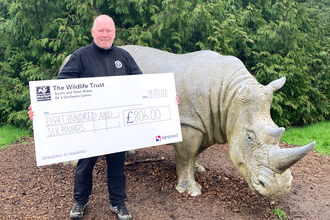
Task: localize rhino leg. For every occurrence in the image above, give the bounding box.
[125,150,136,157]
[63,150,135,167]
[194,147,207,173]
[194,162,206,173]
[173,125,203,196]
[63,159,78,166]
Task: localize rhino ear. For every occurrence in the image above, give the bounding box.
[267,77,286,92]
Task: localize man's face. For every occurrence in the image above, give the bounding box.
[91,16,116,49]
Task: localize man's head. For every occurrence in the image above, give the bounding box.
[91,15,116,49]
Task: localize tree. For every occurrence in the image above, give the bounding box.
[0,0,329,129]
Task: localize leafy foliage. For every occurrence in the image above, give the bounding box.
[270,208,287,220]
[1,0,329,129]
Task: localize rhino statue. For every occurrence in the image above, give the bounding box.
[118,45,316,201]
[59,45,315,201]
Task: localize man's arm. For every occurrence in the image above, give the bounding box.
[125,51,143,75]
[57,54,82,79]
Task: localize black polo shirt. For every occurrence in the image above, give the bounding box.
[58,41,142,79]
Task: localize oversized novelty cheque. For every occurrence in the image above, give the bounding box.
[29,73,182,166]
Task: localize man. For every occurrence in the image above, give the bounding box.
[29,15,141,220]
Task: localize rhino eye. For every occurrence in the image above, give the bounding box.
[245,131,255,143]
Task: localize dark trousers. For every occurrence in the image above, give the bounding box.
[73,151,126,206]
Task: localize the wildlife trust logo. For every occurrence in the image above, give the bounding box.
[36,86,51,101]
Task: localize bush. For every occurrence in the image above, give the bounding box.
[1,0,329,128]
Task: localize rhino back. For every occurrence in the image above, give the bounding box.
[120,45,256,146]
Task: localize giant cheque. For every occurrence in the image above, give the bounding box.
[29,73,182,166]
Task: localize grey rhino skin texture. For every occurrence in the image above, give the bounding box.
[119,45,315,201]
[59,46,315,201]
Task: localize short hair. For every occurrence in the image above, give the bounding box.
[92,15,115,29]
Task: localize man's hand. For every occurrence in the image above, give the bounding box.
[28,105,34,120]
[176,93,180,105]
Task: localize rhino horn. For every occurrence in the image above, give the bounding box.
[269,141,316,173]
[267,77,286,92]
[264,127,285,145]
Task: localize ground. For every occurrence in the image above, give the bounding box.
[1,137,329,220]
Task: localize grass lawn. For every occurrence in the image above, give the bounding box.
[1,121,330,156]
[0,125,32,149]
[281,120,330,155]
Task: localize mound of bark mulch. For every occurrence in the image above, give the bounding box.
[1,137,329,219]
